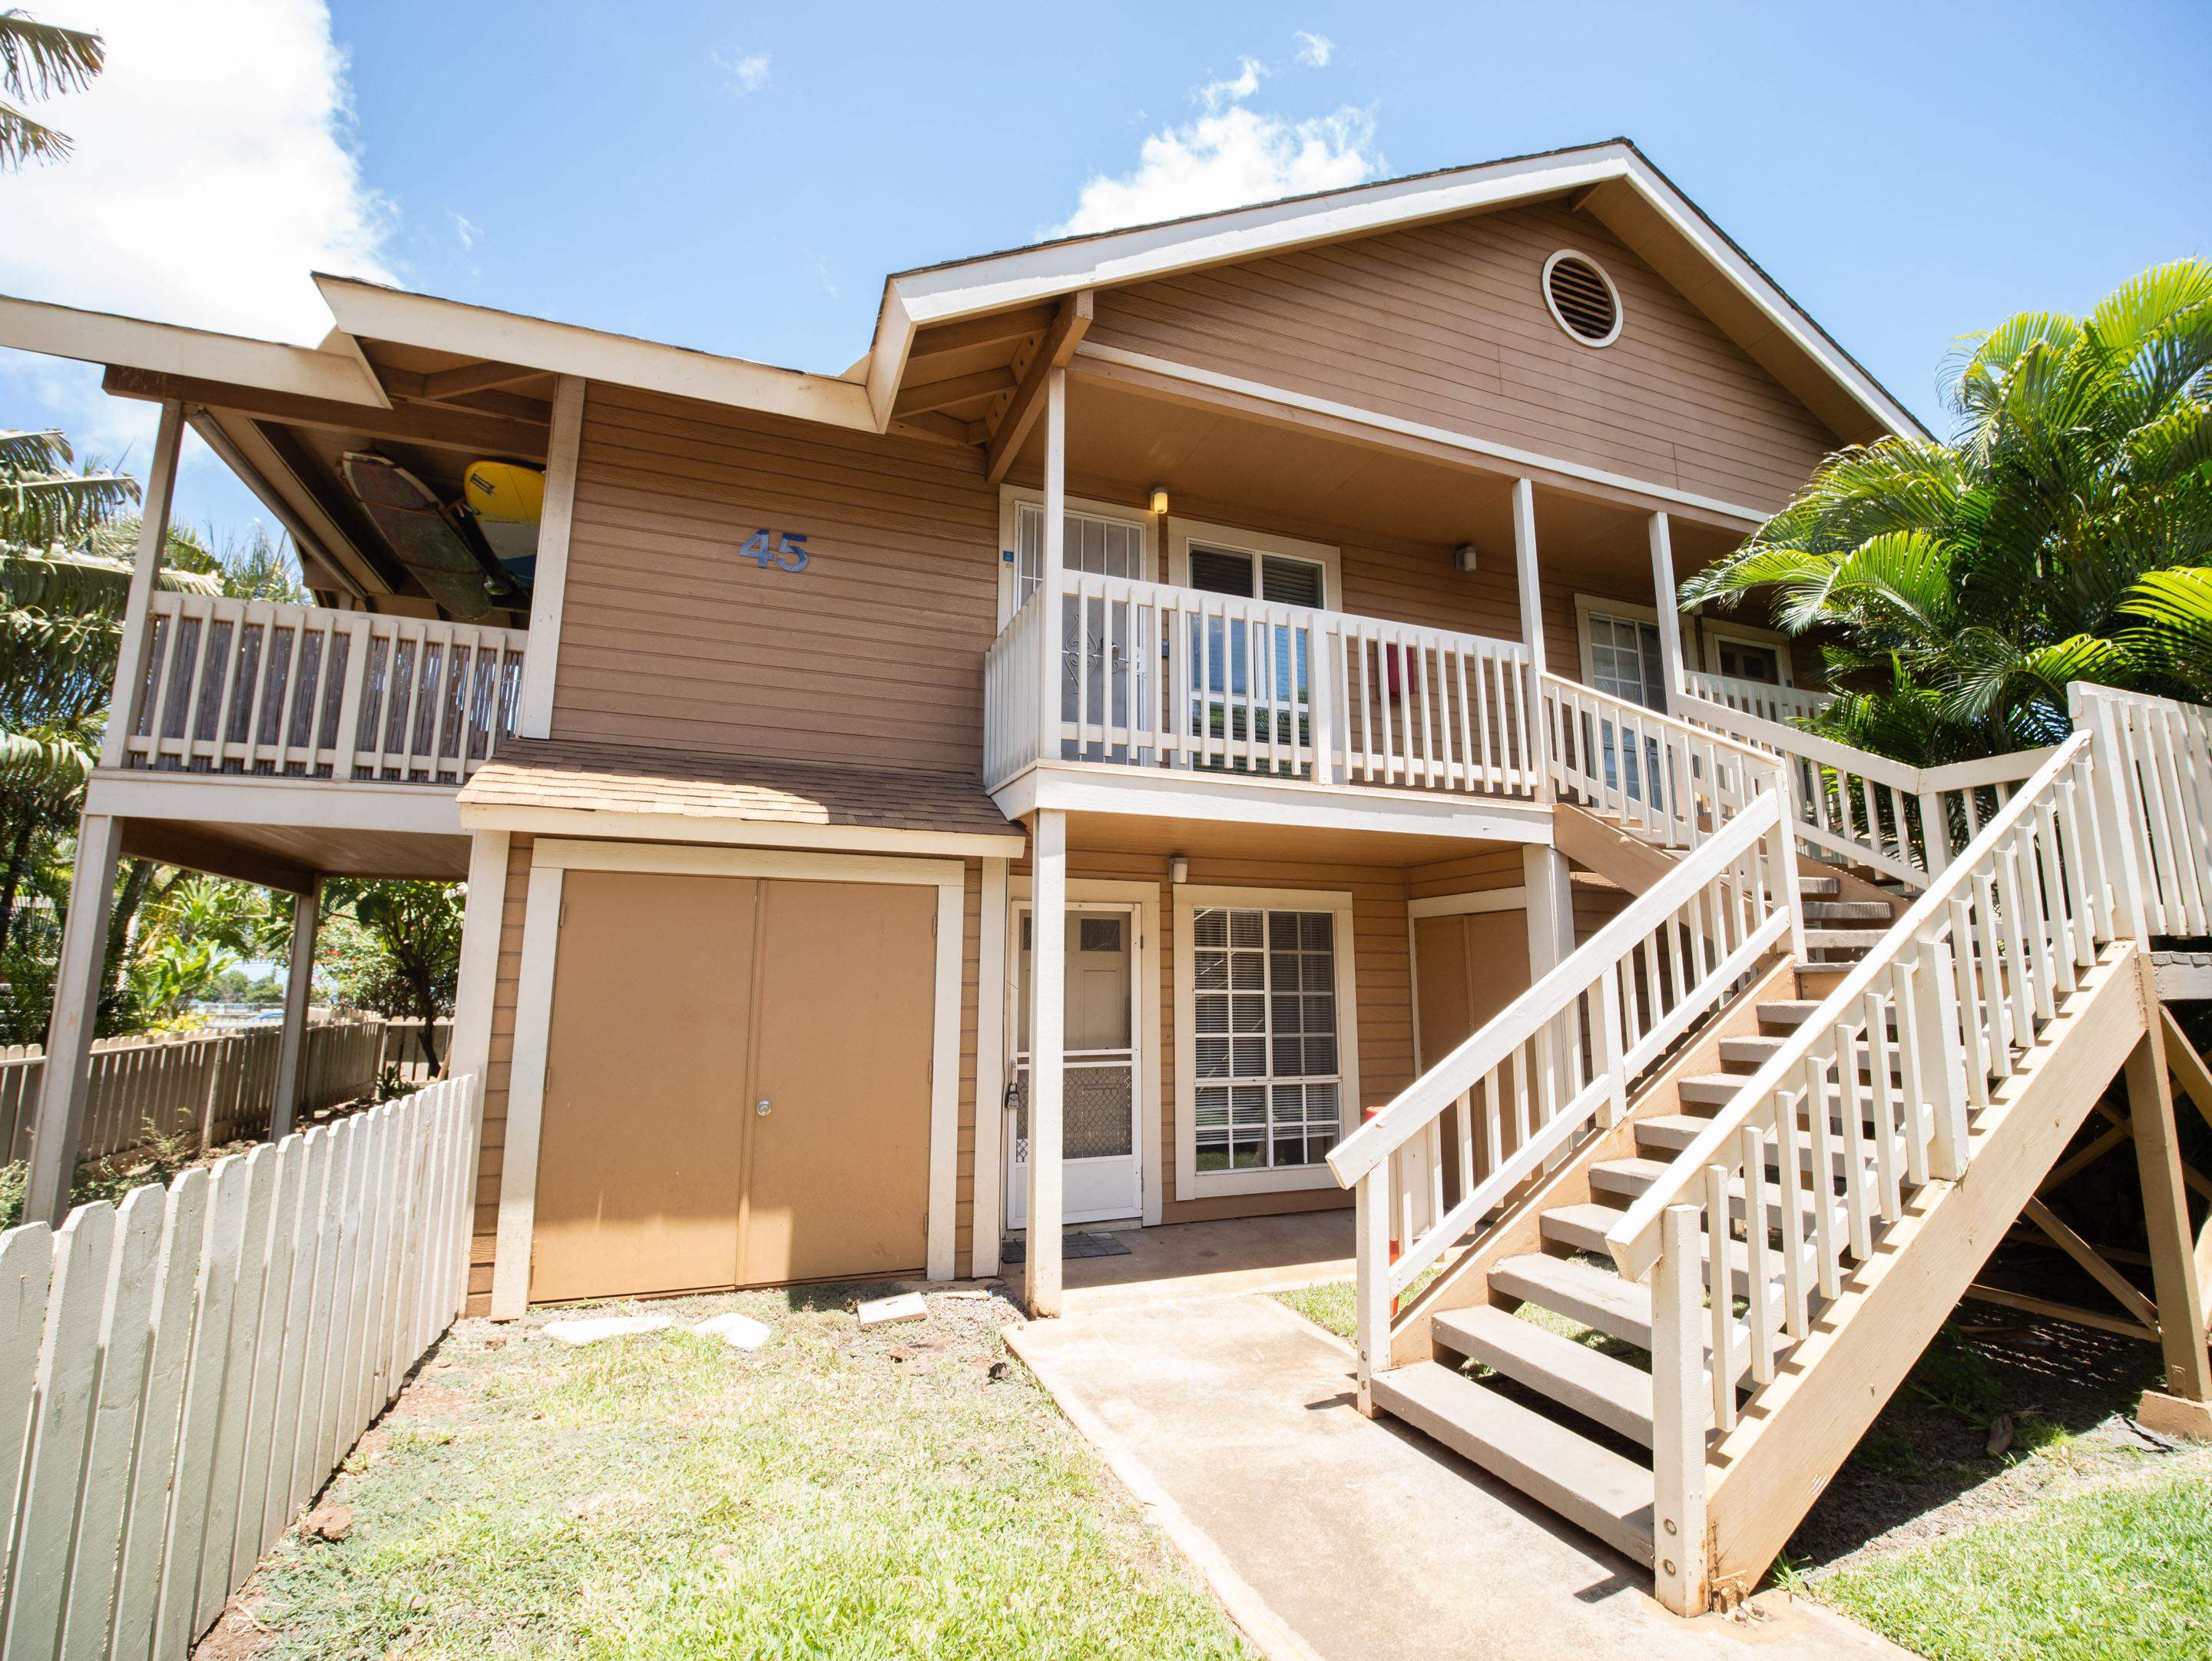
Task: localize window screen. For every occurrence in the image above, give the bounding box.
[1190,907,1341,1172]
[1186,543,1326,611]
[1586,612,1667,710]
[1014,502,1143,605]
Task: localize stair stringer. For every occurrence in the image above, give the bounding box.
[1699,943,2149,1601]
[1386,953,1800,1370]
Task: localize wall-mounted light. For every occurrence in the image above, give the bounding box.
[1169,854,1190,884]
[1149,485,1171,516]
[1453,542,1481,573]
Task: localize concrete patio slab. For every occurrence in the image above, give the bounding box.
[1005,1293,1909,1661]
[1058,1211,1353,1311]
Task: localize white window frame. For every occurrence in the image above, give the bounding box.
[1694,618,1796,688]
[1172,884,1361,1198]
[995,486,1158,626]
[1574,595,1668,708]
[1167,518,1343,613]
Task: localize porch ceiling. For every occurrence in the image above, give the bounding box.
[117,815,471,888]
[1057,807,1526,870]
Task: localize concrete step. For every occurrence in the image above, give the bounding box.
[1369,1361,1655,1567]
[1432,1305,1656,1447]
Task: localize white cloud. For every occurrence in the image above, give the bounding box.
[1293,31,1334,68]
[714,50,771,95]
[1054,102,1380,238]
[0,0,394,479]
[449,209,482,252]
[1197,56,1265,113]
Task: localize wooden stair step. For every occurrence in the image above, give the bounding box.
[1591,1157,1833,1232]
[1718,1035,1786,1068]
[1368,1361,1656,1566]
[1431,1305,1657,1447]
[1677,1073,1755,1108]
[1538,1200,1825,1308]
[1802,900,1895,923]
[1492,1254,1657,1350]
[1805,927,1889,950]
[1796,875,1840,897]
[1757,999,1823,1031]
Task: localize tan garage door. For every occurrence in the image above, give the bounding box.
[531,869,937,1304]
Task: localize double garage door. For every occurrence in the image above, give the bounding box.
[530,869,938,1305]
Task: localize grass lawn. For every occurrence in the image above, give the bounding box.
[198,1286,1252,1660]
[1276,1279,2209,1659]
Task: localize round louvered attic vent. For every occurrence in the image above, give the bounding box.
[1541,250,1622,347]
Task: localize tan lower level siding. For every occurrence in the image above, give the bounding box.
[468,831,535,1311]
[953,859,982,1277]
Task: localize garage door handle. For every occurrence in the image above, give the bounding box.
[755,1099,772,1116]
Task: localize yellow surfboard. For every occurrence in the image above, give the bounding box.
[463,459,545,579]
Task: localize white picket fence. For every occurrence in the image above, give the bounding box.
[0,1017,453,1169]
[0,1073,481,1660]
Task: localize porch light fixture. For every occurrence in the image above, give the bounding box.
[1453,542,1480,573]
[1170,855,1190,884]
[1148,485,1171,516]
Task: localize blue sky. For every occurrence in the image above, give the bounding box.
[5,0,2209,537]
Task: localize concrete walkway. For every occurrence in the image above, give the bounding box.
[1007,1295,1909,1661]
[1061,1212,1353,1311]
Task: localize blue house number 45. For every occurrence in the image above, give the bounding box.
[737,529,810,572]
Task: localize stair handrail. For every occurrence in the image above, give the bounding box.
[1605,729,2100,1287]
[2068,681,2212,939]
[1675,688,2058,889]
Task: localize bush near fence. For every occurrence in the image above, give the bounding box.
[0,1017,454,1168]
[0,1073,481,1659]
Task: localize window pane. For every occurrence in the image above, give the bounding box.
[1189,546,1255,598]
[1186,907,1342,1172]
[1260,555,1324,608]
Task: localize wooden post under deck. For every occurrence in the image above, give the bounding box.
[1025,807,1067,1316]
[24,814,124,1226]
[2128,957,2212,1437]
[1647,511,1687,705]
[269,878,323,1139]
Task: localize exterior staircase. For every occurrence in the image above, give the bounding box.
[1330,675,2209,1612]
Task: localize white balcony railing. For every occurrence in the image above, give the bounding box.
[983,572,1538,797]
[1681,670,1830,727]
[122,592,526,785]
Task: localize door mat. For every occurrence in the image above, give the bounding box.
[1001,1232,1134,1265]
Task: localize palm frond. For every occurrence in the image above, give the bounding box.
[0,10,103,100]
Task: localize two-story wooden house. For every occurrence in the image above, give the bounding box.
[14,140,2208,1613]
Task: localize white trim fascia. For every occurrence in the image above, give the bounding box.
[995,484,1160,625]
[994,761,1555,845]
[1007,874,1165,1230]
[448,829,510,1085]
[1171,883,1361,1200]
[1167,516,1343,608]
[863,290,916,431]
[881,143,1922,443]
[490,858,562,1318]
[1407,886,1529,920]
[314,275,878,431]
[1079,341,1777,527]
[0,293,387,406]
[84,770,462,837]
[972,858,1010,1272]
[518,375,584,738]
[456,800,1021,860]
[531,838,963,885]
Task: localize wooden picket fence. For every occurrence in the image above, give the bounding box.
[0,1073,482,1659]
[0,1017,453,1169]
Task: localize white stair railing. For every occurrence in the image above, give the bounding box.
[124,592,527,784]
[1681,670,1831,727]
[1329,784,1800,1393]
[1543,675,1786,855]
[1677,689,2056,888]
[2071,682,2212,937]
[1607,730,2109,1608]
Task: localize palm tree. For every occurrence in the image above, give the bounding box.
[0,7,103,170]
[1681,260,2212,763]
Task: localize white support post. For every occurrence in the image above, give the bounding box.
[1035,368,1067,768]
[1025,808,1066,1318]
[1353,1167,1392,1413]
[100,400,184,768]
[1647,511,1687,706]
[447,830,512,1086]
[1512,478,1551,803]
[269,877,322,1139]
[1651,1204,1710,1615]
[25,814,124,1225]
[518,376,585,740]
[1522,843,1575,976]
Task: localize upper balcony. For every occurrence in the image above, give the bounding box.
[982,568,1544,837]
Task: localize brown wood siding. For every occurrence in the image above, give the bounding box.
[552,384,1002,771]
[1089,201,1838,515]
[955,859,982,1277]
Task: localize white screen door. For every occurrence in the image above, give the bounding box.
[1006,903,1142,1227]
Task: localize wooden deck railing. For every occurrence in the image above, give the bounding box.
[1681,670,1830,726]
[121,593,525,784]
[1541,675,1786,856]
[982,574,1538,797]
[2071,682,2212,937]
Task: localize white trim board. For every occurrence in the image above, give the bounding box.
[488,839,971,1317]
[455,799,1020,860]
[1171,883,1362,1200]
[1008,874,1165,1232]
[84,770,464,837]
[518,375,584,738]
[1407,887,1529,920]
[972,859,1012,1274]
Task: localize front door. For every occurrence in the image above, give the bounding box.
[1005,903,1142,1227]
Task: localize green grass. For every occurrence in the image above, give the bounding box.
[230,1288,1251,1659]
[1816,1457,2212,1661]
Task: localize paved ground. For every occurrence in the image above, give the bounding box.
[1061,1211,1353,1311]
[1007,1293,1912,1661]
